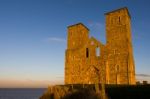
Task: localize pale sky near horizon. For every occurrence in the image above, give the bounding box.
[0,0,150,88]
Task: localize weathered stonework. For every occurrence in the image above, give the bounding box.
[65,7,136,85]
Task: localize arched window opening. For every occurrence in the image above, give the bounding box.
[86,48,89,58]
[96,47,100,57]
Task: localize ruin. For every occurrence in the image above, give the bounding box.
[65,7,136,85]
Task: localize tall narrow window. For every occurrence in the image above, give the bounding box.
[116,65,119,72]
[116,65,120,84]
[96,47,100,57]
[86,48,89,58]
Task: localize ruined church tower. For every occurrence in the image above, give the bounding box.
[105,7,135,84]
[65,23,90,84]
[65,7,136,85]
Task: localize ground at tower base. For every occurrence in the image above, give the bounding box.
[40,84,150,99]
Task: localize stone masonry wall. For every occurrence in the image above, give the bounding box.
[65,7,136,85]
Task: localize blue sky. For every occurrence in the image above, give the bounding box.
[0,0,150,87]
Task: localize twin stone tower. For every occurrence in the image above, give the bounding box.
[65,7,136,85]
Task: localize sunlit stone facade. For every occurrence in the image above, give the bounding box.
[65,7,136,85]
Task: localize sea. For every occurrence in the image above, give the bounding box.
[0,88,46,99]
